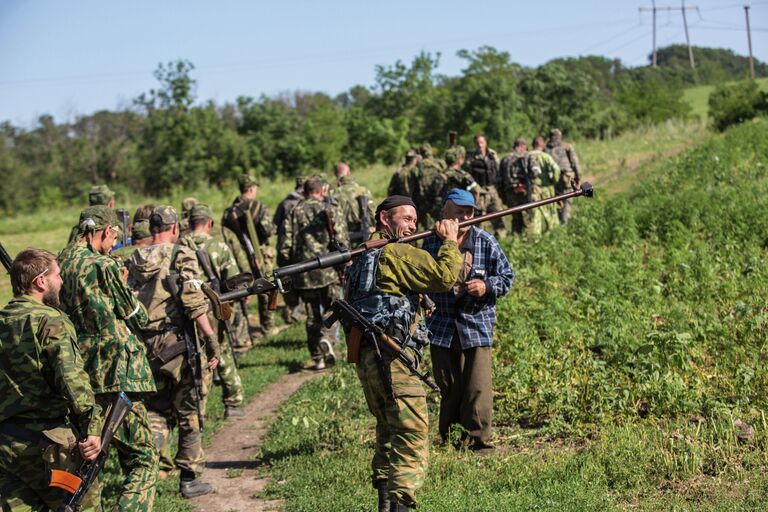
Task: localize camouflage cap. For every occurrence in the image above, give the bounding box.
[149,205,179,229]
[79,205,121,235]
[444,145,466,166]
[188,203,214,221]
[418,143,434,158]
[405,149,419,160]
[181,197,197,216]
[239,174,259,190]
[549,128,562,139]
[88,185,114,206]
[132,219,151,240]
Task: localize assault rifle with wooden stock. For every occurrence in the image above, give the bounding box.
[203,183,594,316]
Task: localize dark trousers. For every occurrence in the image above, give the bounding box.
[430,334,493,445]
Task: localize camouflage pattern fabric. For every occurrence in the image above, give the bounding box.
[329,175,373,244]
[464,147,506,234]
[530,150,561,234]
[278,196,348,290]
[387,165,413,198]
[92,394,158,511]
[350,232,462,508]
[147,367,205,474]
[298,285,340,361]
[545,140,581,224]
[59,241,155,394]
[179,231,244,408]
[58,241,158,511]
[273,191,303,256]
[409,159,447,231]
[356,347,428,508]
[0,295,103,511]
[499,151,542,235]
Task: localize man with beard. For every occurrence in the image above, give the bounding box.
[0,249,103,511]
[343,195,461,511]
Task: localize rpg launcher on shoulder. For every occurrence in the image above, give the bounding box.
[203,183,595,316]
[50,391,133,512]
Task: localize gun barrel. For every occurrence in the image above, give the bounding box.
[0,242,13,273]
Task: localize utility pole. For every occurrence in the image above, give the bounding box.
[682,1,695,69]
[745,4,755,80]
[639,3,698,69]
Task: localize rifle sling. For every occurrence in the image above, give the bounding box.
[156,340,188,363]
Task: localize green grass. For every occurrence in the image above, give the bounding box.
[683,77,768,120]
[100,324,307,511]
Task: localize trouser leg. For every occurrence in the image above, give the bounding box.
[430,340,463,441]
[460,346,494,446]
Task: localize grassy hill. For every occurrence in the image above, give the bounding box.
[684,77,768,120]
[256,118,768,510]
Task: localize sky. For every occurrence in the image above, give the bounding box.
[1,0,766,127]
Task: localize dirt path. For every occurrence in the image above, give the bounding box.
[192,370,320,512]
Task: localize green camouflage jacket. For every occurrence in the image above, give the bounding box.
[179,232,240,285]
[499,150,542,192]
[127,243,209,331]
[545,141,581,182]
[329,176,374,244]
[530,150,561,188]
[59,241,155,394]
[0,295,103,437]
[463,148,500,188]
[278,196,349,290]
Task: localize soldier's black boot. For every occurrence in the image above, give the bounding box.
[375,480,390,512]
[390,500,413,511]
[179,471,215,498]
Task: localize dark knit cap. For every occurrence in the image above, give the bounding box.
[375,195,417,220]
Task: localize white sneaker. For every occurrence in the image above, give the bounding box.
[319,339,336,366]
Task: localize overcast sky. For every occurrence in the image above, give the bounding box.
[1,0,766,127]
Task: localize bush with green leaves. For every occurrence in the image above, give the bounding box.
[708,80,768,131]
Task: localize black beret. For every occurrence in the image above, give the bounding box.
[375,195,417,220]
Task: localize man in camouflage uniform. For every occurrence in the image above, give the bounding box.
[545,129,582,224]
[59,206,159,511]
[530,136,561,234]
[179,204,245,419]
[112,204,156,263]
[128,206,220,499]
[179,197,197,237]
[344,195,461,511]
[1,248,103,511]
[330,162,374,246]
[499,138,542,235]
[464,134,507,237]
[273,177,305,325]
[278,176,348,371]
[67,184,116,244]
[408,143,447,230]
[223,174,275,337]
[387,149,421,197]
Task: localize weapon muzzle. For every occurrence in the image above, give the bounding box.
[580,182,594,198]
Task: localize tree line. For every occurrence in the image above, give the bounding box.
[0,44,764,213]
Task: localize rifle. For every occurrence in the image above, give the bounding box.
[0,241,12,273]
[323,207,346,286]
[195,248,239,368]
[349,195,371,245]
[522,154,533,203]
[50,392,133,512]
[324,299,440,395]
[165,273,206,432]
[448,130,457,147]
[202,183,595,315]
[114,208,131,249]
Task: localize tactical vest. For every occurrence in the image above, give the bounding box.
[344,248,430,353]
[546,143,573,173]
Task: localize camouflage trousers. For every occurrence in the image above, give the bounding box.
[0,422,101,512]
[147,365,206,474]
[504,190,533,235]
[216,327,244,407]
[298,286,339,361]
[94,394,158,512]
[556,172,577,224]
[537,186,559,234]
[230,301,252,348]
[356,346,429,508]
[476,185,507,236]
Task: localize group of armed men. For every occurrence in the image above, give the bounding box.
[0,128,582,512]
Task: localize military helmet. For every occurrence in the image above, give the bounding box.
[444,145,466,166]
[88,185,114,206]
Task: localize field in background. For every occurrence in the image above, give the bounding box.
[683,77,768,120]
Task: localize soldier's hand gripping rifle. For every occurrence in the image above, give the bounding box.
[50,392,133,512]
[202,183,595,317]
[323,299,440,395]
[165,274,206,432]
[196,248,240,368]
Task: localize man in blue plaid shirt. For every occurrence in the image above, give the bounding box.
[423,188,514,450]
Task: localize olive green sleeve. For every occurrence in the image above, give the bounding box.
[176,246,209,320]
[41,315,103,437]
[377,240,462,295]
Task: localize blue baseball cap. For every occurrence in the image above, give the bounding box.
[443,188,477,208]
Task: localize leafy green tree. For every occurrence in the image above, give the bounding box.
[709,80,768,131]
[615,70,691,125]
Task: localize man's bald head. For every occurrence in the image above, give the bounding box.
[335,162,350,178]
